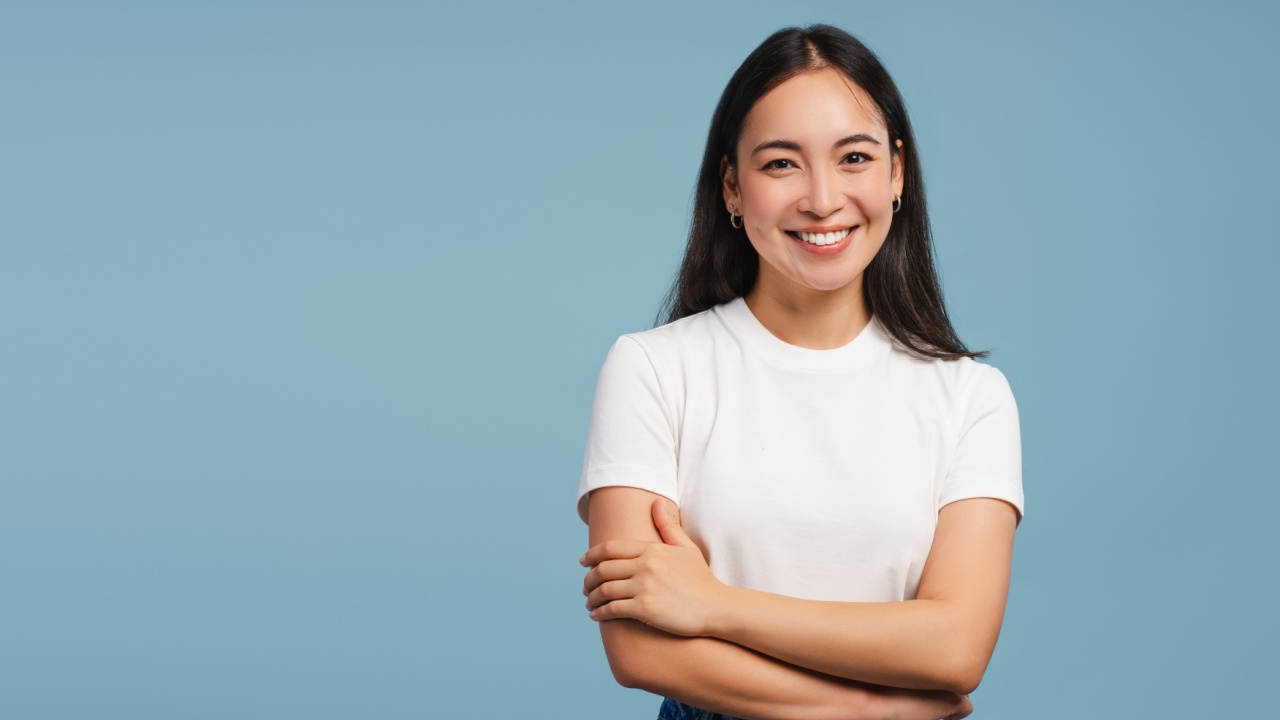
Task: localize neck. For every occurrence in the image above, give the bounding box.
[744,277,870,350]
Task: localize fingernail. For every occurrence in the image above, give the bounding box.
[588,609,597,620]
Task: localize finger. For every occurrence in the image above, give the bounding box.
[588,596,641,622]
[586,579,638,612]
[651,498,696,548]
[580,539,650,567]
[582,559,640,595]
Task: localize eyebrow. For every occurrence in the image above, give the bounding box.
[751,134,882,156]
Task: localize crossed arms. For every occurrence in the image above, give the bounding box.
[582,486,1019,720]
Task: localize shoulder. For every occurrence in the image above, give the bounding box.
[875,338,1017,427]
[881,332,1014,399]
[946,360,1018,429]
[947,357,1015,403]
[602,303,734,373]
[926,356,1024,517]
[908,355,1020,458]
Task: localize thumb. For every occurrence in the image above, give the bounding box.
[652,498,694,548]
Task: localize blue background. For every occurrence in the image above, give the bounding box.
[3,1,1276,717]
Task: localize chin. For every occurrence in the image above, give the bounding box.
[795,267,864,291]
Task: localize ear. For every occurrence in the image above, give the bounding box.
[720,155,740,212]
[891,139,905,198]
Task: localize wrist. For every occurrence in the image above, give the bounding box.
[705,583,746,640]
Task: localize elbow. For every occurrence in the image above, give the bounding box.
[942,666,984,696]
[922,655,983,695]
[925,609,997,695]
[609,660,644,689]
[599,620,661,691]
[604,644,645,689]
[933,641,991,695]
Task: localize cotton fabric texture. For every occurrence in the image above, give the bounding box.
[578,297,1023,603]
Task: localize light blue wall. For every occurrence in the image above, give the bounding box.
[2,1,1276,717]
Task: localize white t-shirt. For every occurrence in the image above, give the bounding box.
[578,297,1023,602]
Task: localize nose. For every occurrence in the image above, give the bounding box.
[796,165,844,217]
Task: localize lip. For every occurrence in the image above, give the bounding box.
[792,225,852,234]
[787,226,856,255]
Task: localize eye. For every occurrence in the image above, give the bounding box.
[842,152,872,165]
[762,158,796,171]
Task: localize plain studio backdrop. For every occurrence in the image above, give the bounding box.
[2,1,1276,718]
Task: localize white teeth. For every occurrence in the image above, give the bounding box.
[796,228,852,246]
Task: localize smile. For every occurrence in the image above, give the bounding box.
[788,228,854,246]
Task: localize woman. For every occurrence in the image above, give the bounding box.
[577,25,1022,720]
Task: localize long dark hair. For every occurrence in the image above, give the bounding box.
[661,25,982,360]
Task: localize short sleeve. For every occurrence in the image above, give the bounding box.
[577,336,679,523]
[939,364,1025,521]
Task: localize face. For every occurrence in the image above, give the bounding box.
[723,68,904,301]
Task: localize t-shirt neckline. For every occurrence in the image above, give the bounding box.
[716,296,884,371]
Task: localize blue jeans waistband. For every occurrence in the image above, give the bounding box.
[658,697,742,720]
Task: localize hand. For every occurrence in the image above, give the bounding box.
[580,498,727,637]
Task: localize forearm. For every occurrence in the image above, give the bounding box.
[707,500,1018,695]
[713,591,985,694]
[583,489,990,715]
[601,618,966,720]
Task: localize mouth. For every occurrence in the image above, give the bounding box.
[786,227,855,246]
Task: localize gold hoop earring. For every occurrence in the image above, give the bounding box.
[728,204,743,230]
[892,195,902,213]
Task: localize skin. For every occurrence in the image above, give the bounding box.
[582,68,1013,718]
[725,67,904,350]
[584,495,1017,694]
[587,488,974,720]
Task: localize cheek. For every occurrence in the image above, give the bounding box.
[739,180,786,217]
[862,219,896,269]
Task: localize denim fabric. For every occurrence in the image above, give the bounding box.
[657,697,742,720]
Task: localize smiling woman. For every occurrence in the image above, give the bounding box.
[727,67,901,312]
[577,25,1022,720]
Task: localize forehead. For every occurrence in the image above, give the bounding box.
[739,68,887,147]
